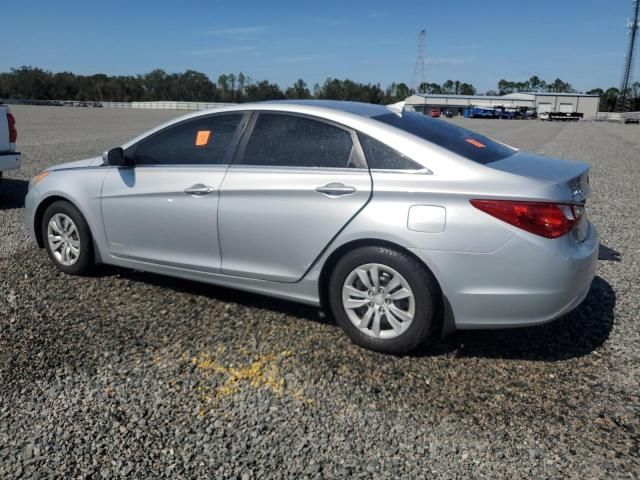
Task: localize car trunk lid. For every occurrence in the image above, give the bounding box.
[489,150,591,203]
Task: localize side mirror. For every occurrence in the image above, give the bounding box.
[103,147,132,167]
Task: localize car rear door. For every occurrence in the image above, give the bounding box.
[100,112,248,272]
[218,112,372,282]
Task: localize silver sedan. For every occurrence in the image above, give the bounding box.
[24,101,598,353]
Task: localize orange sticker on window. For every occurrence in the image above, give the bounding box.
[466,138,486,148]
[195,130,211,147]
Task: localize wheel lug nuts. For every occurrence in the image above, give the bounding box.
[369,302,374,307]
[385,299,391,304]
[368,291,374,297]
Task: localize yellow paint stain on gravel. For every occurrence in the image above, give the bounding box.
[184,350,309,415]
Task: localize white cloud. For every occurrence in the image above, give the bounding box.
[426,57,473,66]
[449,44,482,50]
[274,54,327,64]
[205,26,267,37]
[189,46,256,56]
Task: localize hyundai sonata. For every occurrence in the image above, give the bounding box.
[25,101,598,353]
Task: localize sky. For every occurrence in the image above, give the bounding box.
[1,0,634,93]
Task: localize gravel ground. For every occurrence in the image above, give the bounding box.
[0,106,638,479]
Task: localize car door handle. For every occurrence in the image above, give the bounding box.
[315,182,357,196]
[184,184,216,195]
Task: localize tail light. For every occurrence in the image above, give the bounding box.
[470,199,583,239]
[7,112,17,143]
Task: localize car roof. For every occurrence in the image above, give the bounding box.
[261,100,394,118]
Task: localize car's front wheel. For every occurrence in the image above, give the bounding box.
[41,200,94,275]
[329,246,438,354]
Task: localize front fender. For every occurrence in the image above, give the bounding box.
[25,168,108,260]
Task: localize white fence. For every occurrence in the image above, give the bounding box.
[99,102,132,108]
[595,111,640,122]
[100,101,236,111]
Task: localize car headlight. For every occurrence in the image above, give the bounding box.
[28,171,50,191]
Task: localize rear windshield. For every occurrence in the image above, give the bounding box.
[372,111,516,164]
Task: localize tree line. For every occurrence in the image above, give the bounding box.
[1,66,638,111]
[0,66,467,105]
[493,76,575,95]
[584,85,640,112]
[0,66,410,104]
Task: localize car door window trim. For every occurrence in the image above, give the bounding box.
[369,168,432,174]
[119,164,231,171]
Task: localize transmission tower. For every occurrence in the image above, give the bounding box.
[615,0,640,112]
[411,30,426,93]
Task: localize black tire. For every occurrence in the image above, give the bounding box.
[41,200,94,275]
[328,246,438,354]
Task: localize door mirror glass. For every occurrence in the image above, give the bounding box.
[103,147,131,167]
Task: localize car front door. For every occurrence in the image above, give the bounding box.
[101,113,248,272]
[218,112,372,283]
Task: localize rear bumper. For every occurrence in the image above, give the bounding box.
[0,151,21,172]
[411,222,599,329]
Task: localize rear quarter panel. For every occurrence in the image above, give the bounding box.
[307,164,577,306]
[333,167,565,253]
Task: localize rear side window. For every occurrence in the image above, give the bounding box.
[372,111,516,164]
[131,114,243,165]
[240,113,356,168]
[358,133,423,170]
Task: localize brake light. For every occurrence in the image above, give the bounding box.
[7,112,17,143]
[470,199,583,239]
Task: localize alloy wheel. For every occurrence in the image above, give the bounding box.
[341,263,416,339]
[47,213,81,266]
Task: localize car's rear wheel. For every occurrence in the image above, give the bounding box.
[42,200,94,275]
[329,246,437,354]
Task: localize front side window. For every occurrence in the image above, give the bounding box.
[358,133,423,170]
[240,113,357,168]
[131,114,243,165]
[372,111,516,164]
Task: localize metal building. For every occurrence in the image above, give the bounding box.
[404,92,600,118]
